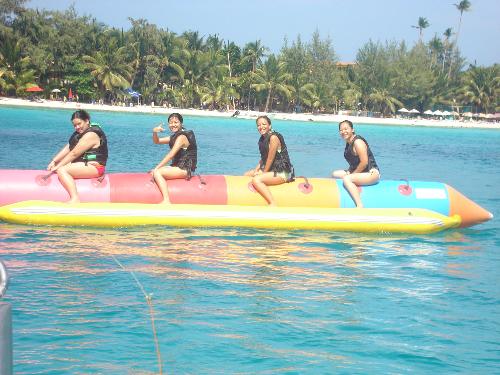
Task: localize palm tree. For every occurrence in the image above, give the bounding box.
[368,88,403,116]
[454,0,471,45]
[242,40,267,110]
[442,28,454,74]
[206,34,223,52]
[280,36,309,111]
[343,86,363,113]
[251,55,294,112]
[412,17,430,42]
[182,30,205,52]
[0,50,10,92]
[459,65,499,113]
[161,30,187,82]
[179,47,227,108]
[428,35,444,70]
[443,28,453,41]
[0,0,28,24]
[83,42,133,101]
[0,35,36,96]
[298,83,321,112]
[199,75,239,110]
[242,40,267,73]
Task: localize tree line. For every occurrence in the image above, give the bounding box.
[0,0,498,115]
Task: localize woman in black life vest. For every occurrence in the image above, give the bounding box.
[244,115,294,206]
[47,110,108,204]
[151,113,197,204]
[332,120,380,208]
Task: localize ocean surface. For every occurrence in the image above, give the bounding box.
[0,105,499,374]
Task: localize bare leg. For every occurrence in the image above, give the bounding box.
[342,177,364,208]
[153,166,188,204]
[332,169,347,179]
[56,163,100,203]
[252,172,286,206]
[342,170,380,208]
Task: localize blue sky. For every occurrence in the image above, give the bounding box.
[27,0,499,66]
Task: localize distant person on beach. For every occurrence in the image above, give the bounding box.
[151,113,197,204]
[332,119,380,208]
[47,110,108,204]
[244,115,294,206]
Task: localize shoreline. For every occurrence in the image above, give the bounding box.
[1,97,498,129]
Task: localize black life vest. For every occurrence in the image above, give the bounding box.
[68,124,108,165]
[258,131,294,176]
[169,129,197,177]
[344,135,378,173]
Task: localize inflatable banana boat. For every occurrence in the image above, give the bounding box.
[0,169,492,232]
[0,200,460,233]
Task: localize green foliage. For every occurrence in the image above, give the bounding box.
[251,54,294,112]
[458,64,499,113]
[82,38,133,100]
[0,29,36,95]
[0,0,496,116]
[65,60,97,101]
[0,0,28,25]
[412,17,430,41]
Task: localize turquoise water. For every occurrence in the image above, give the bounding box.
[0,106,499,373]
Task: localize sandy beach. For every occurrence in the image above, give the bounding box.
[1,97,498,129]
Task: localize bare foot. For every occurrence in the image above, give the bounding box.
[160,199,171,204]
[67,198,80,204]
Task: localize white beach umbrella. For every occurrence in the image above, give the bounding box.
[397,108,409,113]
[423,110,434,115]
[51,88,61,93]
[409,109,420,114]
[433,110,444,116]
[442,110,451,116]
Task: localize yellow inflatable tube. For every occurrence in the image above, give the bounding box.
[0,200,461,234]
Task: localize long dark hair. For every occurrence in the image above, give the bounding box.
[71,110,91,121]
